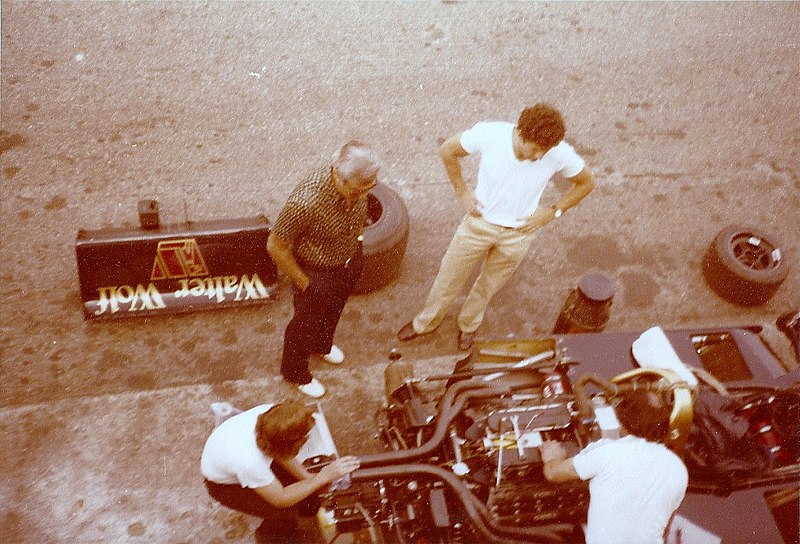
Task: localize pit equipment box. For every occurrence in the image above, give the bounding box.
[75,215,278,320]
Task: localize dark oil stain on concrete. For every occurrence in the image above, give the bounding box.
[45,196,67,211]
[209,349,245,383]
[661,128,687,140]
[253,320,276,335]
[99,349,131,373]
[345,307,363,321]
[48,349,64,362]
[575,144,599,157]
[56,153,77,165]
[48,363,64,379]
[127,521,146,537]
[368,311,386,323]
[0,511,25,543]
[625,244,671,272]
[566,234,624,270]
[210,381,240,401]
[137,396,155,412]
[59,291,80,312]
[220,329,238,346]
[619,269,660,308]
[18,411,68,458]
[126,372,156,390]
[0,131,26,154]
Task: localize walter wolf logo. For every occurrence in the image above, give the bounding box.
[150,238,209,280]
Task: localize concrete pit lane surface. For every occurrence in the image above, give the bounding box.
[1,2,799,543]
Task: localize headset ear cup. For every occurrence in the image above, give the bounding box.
[612,368,694,452]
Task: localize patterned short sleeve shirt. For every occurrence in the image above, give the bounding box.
[272,166,368,268]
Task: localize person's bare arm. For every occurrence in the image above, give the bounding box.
[440,134,481,217]
[540,440,580,483]
[518,167,596,231]
[254,456,360,508]
[267,232,310,291]
[556,167,595,212]
[276,456,313,481]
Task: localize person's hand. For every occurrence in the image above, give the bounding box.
[517,208,555,232]
[295,273,311,292]
[319,456,360,483]
[459,190,483,217]
[540,440,568,463]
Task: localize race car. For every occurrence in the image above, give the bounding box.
[311,325,799,544]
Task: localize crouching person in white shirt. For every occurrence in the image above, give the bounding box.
[201,400,359,543]
[540,390,688,544]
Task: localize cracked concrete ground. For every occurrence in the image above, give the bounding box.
[1,2,799,543]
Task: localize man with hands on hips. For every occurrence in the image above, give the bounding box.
[398,103,595,351]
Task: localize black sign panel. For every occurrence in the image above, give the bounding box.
[75,216,278,320]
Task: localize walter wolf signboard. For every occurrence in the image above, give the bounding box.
[76,216,278,320]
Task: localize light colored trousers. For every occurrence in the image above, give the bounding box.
[412,214,536,334]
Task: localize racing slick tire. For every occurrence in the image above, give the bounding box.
[702,225,790,306]
[353,182,410,295]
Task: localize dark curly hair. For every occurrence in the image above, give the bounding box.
[517,104,566,149]
[255,400,315,459]
[614,390,672,443]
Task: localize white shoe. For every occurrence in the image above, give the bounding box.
[321,345,345,365]
[297,378,326,398]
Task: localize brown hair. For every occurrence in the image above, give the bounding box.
[255,400,315,459]
[517,103,566,149]
[614,390,672,443]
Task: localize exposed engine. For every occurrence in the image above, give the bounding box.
[310,333,800,544]
[315,350,645,544]
[308,329,800,544]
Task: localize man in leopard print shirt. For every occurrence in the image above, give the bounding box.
[268,141,381,398]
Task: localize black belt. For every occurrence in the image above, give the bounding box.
[299,256,355,272]
[298,242,362,272]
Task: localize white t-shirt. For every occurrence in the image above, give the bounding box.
[201,404,276,488]
[460,121,585,228]
[573,436,688,544]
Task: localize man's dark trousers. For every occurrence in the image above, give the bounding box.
[204,461,319,540]
[281,246,364,384]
